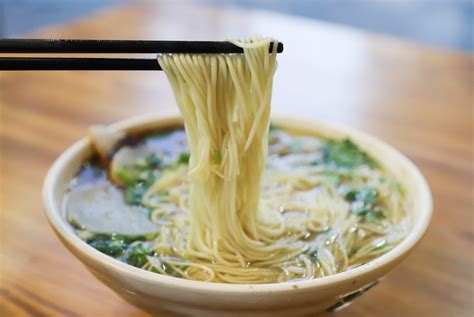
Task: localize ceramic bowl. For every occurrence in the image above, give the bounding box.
[43,112,432,316]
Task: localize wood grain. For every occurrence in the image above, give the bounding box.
[1,2,473,316]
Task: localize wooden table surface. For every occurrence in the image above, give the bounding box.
[1,2,472,316]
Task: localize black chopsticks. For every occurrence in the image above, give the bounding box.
[0,39,284,71]
[0,58,162,71]
[0,39,284,54]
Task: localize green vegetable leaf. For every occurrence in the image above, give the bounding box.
[345,190,358,201]
[162,262,174,274]
[145,153,162,169]
[351,201,371,215]
[356,188,377,205]
[308,250,318,260]
[134,158,148,171]
[322,138,376,169]
[177,152,190,164]
[344,187,386,222]
[125,184,148,205]
[134,170,157,187]
[127,245,153,268]
[365,207,387,222]
[115,167,137,186]
[150,261,176,275]
[89,239,127,256]
[168,152,190,169]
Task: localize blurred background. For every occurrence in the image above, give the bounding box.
[1,0,472,51]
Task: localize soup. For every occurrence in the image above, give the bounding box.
[64,126,409,283]
[63,36,409,284]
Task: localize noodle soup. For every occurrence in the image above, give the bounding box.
[64,126,409,284]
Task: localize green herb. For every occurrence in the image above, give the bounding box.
[365,207,387,222]
[134,153,162,171]
[115,152,161,188]
[115,167,137,186]
[145,153,162,168]
[134,158,148,170]
[162,262,174,275]
[125,184,148,205]
[111,233,157,244]
[134,170,157,187]
[345,190,358,201]
[168,152,190,169]
[308,250,318,260]
[89,239,127,256]
[150,261,175,275]
[87,232,155,246]
[322,138,376,169]
[86,233,158,259]
[357,188,377,205]
[177,152,190,164]
[127,245,153,268]
[345,187,386,222]
[269,123,277,132]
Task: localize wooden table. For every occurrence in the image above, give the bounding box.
[1,2,472,316]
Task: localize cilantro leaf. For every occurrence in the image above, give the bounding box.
[322,138,376,169]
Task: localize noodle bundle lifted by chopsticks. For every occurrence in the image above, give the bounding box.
[158,36,301,277]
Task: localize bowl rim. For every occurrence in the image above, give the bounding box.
[43,111,432,294]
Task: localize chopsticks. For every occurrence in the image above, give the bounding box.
[0,39,284,54]
[0,39,284,71]
[1,58,162,71]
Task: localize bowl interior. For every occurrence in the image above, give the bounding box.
[43,112,432,293]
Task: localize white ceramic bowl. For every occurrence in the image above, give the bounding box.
[43,113,432,316]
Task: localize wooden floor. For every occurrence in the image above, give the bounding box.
[1,2,473,316]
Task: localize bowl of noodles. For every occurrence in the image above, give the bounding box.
[43,37,431,316]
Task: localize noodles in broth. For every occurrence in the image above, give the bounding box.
[66,36,410,284]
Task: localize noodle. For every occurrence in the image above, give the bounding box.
[151,36,408,283]
[70,36,410,284]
